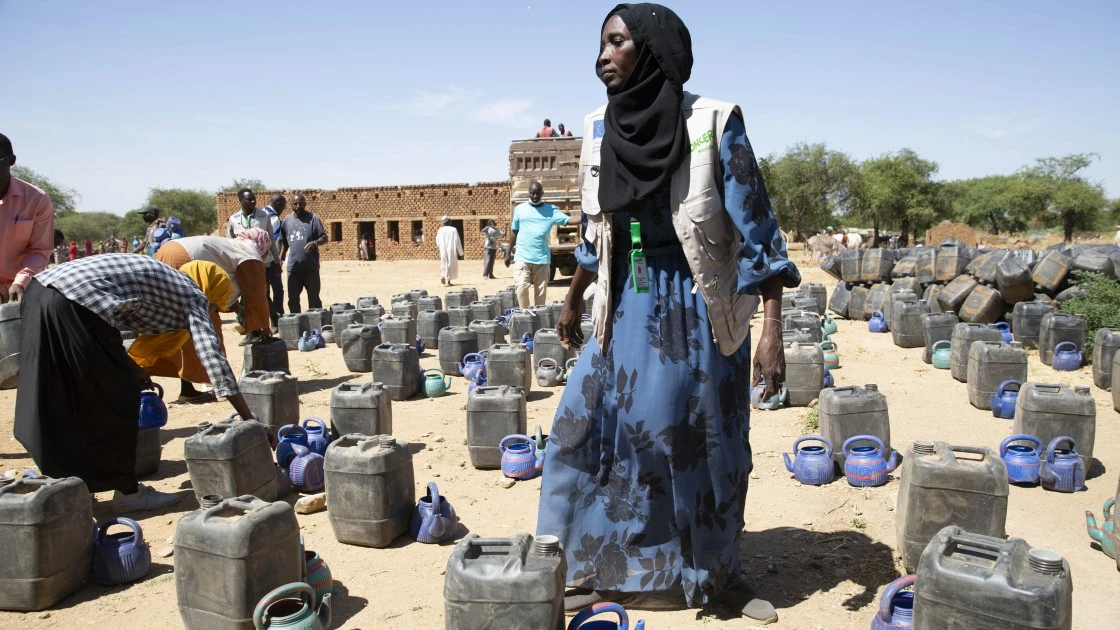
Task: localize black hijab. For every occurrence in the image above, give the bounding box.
[598,3,693,214]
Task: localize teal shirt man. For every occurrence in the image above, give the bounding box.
[511,202,570,264]
[507,181,571,307]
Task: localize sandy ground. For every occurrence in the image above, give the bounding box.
[1,251,1117,629]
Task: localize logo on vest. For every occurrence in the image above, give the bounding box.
[593,119,605,139]
[690,130,714,154]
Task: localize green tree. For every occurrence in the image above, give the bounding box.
[947,175,1046,234]
[1109,198,1120,224]
[146,188,217,235]
[9,165,80,214]
[1019,153,1107,242]
[54,211,121,244]
[759,143,859,239]
[118,188,218,240]
[850,148,948,245]
[219,178,268,193]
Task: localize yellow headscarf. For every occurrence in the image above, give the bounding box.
[128,261,234,367]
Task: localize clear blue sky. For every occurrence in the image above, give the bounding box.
[2,0,1118,213]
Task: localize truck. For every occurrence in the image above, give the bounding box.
[508,137,584,280]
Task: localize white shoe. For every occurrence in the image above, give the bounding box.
[112,483,181,514]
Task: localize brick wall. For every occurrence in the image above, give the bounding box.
[217,182,512,261]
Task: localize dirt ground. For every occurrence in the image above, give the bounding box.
[1,251,1117,629]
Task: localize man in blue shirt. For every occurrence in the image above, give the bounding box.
[279,194,328,313]
[505,181,571,308]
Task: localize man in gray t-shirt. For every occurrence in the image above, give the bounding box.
[480,219,506,279]
[279,194,328,313]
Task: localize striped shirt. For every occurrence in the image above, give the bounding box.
[35,254,239,397]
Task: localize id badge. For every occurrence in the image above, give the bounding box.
[630,249,650,293]
[628,219,649,293]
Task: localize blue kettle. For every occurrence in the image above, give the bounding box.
[868,311,888,333]
[568,602,644,630]
[992,322,1012,344]
[276,424,310,469]
[1051,341,1083,371]
[138,383,168,430]
[989,380,1021,419]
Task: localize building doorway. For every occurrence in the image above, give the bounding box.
[358,221,376,261]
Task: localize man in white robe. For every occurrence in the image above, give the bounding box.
[436,216,463,286]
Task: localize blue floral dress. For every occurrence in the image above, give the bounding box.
[536,113,800,607]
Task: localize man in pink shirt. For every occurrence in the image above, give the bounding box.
[0,133,55,302]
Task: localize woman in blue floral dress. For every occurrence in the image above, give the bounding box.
[535,3,800,623]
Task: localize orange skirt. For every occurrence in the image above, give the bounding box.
[152,243,228,384]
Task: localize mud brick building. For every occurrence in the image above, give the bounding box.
[217,181,511,262]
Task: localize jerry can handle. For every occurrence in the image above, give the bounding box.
[254,582,315,629]
[96,516,144,546]
[466,536,522,558]
[876,574,916,624]
[945,445,990,462]
[568,602,629,630]
[500,434,535,455]
[999,434,1041,458]
[793,435,833,458]
[202,495,257,519]
[842,434,884,457]
[941,531,1008,567]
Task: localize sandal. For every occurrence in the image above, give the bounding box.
[714,579,778,624]
[173,391,216,405]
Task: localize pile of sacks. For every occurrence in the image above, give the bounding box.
[823,239,1120,326]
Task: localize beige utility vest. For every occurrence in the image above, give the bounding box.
[580,92,760,356]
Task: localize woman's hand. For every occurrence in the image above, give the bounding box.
[752,322,785,400]
[752,276,787,400]
[556,297,584,351]
[557,266,597,351]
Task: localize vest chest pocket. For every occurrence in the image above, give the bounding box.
[579,161,601,216]
[681,191,733,262]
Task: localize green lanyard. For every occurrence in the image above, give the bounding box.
[629,219,650,294]
[238,211,252,230]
